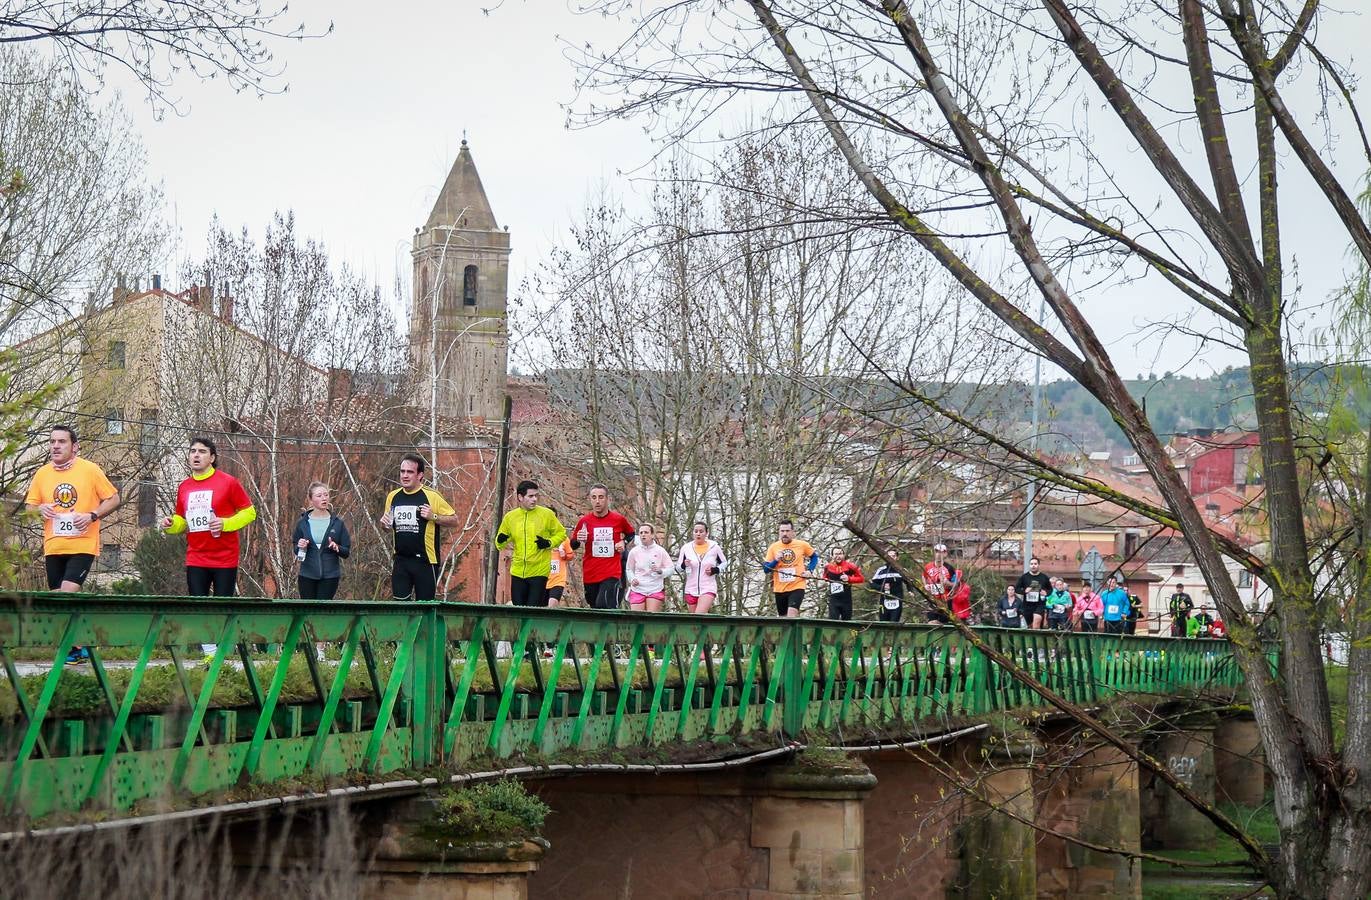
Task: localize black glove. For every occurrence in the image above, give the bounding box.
[706,566,720,576]
[496,532,509,544]
[570,539,582,550]
[535,537,551,550]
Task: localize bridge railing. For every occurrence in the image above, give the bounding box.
[0,593,1261,819]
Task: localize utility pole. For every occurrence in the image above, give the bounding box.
[484,394,513,605]
[1023,296,1046,570]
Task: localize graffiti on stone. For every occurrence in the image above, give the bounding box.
[1168,755,1198,787]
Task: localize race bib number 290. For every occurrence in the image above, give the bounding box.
[392,506,418,528]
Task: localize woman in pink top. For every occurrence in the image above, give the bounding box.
[676,521,728,614]
[1073,583,1104,632]
[627,524,674,612]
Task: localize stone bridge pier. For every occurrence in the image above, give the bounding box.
[226,710,1265,898]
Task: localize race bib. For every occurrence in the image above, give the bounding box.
[1025,590,1041,604]
[829,581,845,595]
[778,567,796,584]
[1005,608,1019,619]
[591,526,614,558]
[549,558,560,575]
[1084,610,1097,619]
[1106,604,1119,616]
[392,506,418,528]
[927,583,944,596]
[52,513,80,536]
[186,489,214,533]
[883,596,900,610]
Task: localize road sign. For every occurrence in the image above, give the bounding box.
[1080,547,1106,590]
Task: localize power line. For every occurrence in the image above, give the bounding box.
[29,405,510,455]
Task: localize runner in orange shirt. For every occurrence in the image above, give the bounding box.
[26,425,120,664]
[761,520,819,617]
[25,425,120,593]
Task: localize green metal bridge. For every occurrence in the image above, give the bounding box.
[0,593,1253,820]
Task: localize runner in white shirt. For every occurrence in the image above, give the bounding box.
[626,524,674,612]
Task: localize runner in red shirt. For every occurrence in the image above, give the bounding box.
[569,483,634,610]
[921,543,956,623]
[822,547,864,621]
[162,437,255,594]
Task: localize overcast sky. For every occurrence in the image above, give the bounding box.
[112,0,1370,381]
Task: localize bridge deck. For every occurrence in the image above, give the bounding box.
[0,594,1258,819]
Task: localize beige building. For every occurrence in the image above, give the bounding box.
[12,281,328,576]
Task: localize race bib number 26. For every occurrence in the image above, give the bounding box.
[53,514,79,536]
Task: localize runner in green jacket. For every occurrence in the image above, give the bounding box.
[494,480,568,607]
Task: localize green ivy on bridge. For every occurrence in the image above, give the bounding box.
[0,594,1257,819]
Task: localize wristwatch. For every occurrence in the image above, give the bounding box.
[89,511,99,522]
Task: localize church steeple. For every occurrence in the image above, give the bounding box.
[425,140,499,231]
[410,139,511,425]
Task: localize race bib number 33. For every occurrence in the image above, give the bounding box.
[591,526,614,558]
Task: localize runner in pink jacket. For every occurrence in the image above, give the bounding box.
[1073,584,1104,633]
[676,521,728,614]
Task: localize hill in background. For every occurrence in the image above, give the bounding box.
[1037,365,1359,452]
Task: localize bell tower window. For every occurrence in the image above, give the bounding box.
[463,265,478,307]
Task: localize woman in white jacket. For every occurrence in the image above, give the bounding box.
[676,521,728,614]
[627,523,674,612]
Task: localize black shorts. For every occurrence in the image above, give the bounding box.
[298,576,340,600]
[392,556,438,601]
[511,575,549,607]
[1104,619,1126,634]
[45,553,94,590]
[827,596,852,621]
[585,578,621,610]
[774,589,804,615]
[1021,601,1043,622]
[925,607,951,624]
[544,585,565,603]
[1048,611,1069,629]
[187,565,237,597]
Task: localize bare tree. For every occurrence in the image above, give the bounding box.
[0,47,164,581]
[163,214,409,597]
[0,1,331,113]
[515,135,1015,612]
[560,1,1371,895]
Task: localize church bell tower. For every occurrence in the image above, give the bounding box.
[410,140,510,424]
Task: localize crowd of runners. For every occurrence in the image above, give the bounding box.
[26,427,1228,645]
